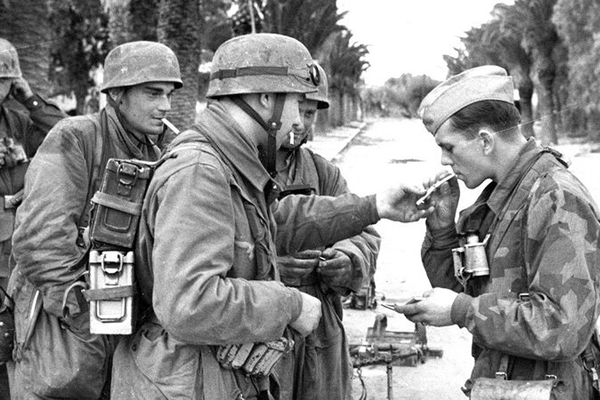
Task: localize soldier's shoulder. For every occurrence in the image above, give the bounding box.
[48,113,100,139]
[532,167,599,212]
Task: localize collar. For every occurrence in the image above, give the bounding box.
[486,138,539,216]
[197,101,272,193]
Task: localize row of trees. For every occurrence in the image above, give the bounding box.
[445,0,600,144]
[0,0,370,130]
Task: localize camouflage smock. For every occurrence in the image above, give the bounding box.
[422,139,600,399]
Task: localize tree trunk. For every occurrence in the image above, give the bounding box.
[530,50,557,145]
[107,0,133,46]
[518,84,535,139]
[0,0,52,97]
[158,0,201,130]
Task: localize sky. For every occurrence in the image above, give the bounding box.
[337,0,515,86]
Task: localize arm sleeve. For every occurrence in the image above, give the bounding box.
[12,118,91,318]
[451,180,600,360]
[20,94,67,157]
[150,156,303,345]
[313,155,381,293]
[421,223,462,291]
[274,193,379,257]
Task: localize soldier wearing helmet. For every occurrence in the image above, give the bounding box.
[273,62,380,400]
[7,41,181,399]
[109,33,432,399]
[0,37,65,400]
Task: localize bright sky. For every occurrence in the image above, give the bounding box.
[337,0,515,86]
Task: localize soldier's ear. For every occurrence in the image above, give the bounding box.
[478,129,494,155]
[108,88,125,104]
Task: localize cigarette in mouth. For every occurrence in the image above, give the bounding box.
[289,131,294,145]
[161,118,180,135]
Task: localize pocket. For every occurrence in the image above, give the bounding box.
[25,307,110,399]
[131,322,200,398]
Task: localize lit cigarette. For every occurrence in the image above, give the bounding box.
[162,118,180,135]
[416,173,456,206]
[289,131,294,145]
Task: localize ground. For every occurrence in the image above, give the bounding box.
[319,117,600,400]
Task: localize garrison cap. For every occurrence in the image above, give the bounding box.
[418,65,515,135]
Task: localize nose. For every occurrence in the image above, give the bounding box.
[157,94,172,112]
[440,150,452,166]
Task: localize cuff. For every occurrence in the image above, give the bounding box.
[450,292,472,328]
[427,223,458,249]
[365,194,380,224]
[287,287,304,323]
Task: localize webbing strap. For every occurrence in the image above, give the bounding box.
[211,66,290,80]
[84,285,135,301]
[91,191,141,216]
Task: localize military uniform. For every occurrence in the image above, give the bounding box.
[0,96,65,287]
[275,146,380,400]
[7,106,161,399]
[422,139,600,399]
[110,101,380,399]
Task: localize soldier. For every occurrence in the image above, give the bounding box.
[110,33,431,400]
[274,62,380,400]
[396,65,600,399]
[0,37,66,400]
[7,41,182,399]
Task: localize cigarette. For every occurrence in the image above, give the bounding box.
[161,118,180,135]
[416,173,456,206]
[289,131,294,145]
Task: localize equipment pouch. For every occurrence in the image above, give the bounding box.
[0,286,14,363]
[470,377,554,400]
[89,159,155,249]
[86,250,135,335]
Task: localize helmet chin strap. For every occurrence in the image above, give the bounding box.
[231,93,286,178]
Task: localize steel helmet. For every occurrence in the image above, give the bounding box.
[101,41,183,93]
[304,62,329,109]
[206,33,319,98]
[0,38,21,79]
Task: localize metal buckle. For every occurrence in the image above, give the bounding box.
[3,194,16,209]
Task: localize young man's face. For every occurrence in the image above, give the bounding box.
[0,79,12,103]
[119,82,176,136]
[281,99,318,150]
[275,93,304,148]
[435,119,490,189]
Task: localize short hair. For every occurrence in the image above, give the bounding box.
[449,100,521,139]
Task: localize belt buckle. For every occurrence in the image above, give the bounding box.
[3,195,15,209]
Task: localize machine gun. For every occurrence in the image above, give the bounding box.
[350,313,443,400]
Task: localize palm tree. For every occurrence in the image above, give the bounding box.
[157,0,201,130]
[0,0,53,96]
[500,0,560,144]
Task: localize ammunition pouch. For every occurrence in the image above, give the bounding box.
[216,336,294,377]
[0,286,14,363]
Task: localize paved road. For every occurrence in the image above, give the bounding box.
[333,117,478,400]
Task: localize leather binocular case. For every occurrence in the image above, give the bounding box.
[452,233,490,286]
[88,250,134,335]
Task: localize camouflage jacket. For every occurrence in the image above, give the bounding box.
[422,139,600,399]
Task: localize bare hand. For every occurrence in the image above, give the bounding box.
[289,292,322,336]
[393,288,458,327]
[425,171,460,230]
[11,77,33,103]
[317,248,352,289]
[376,183,433,222]
[277,249,321,285]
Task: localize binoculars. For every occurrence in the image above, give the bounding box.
[452,233,490,286]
